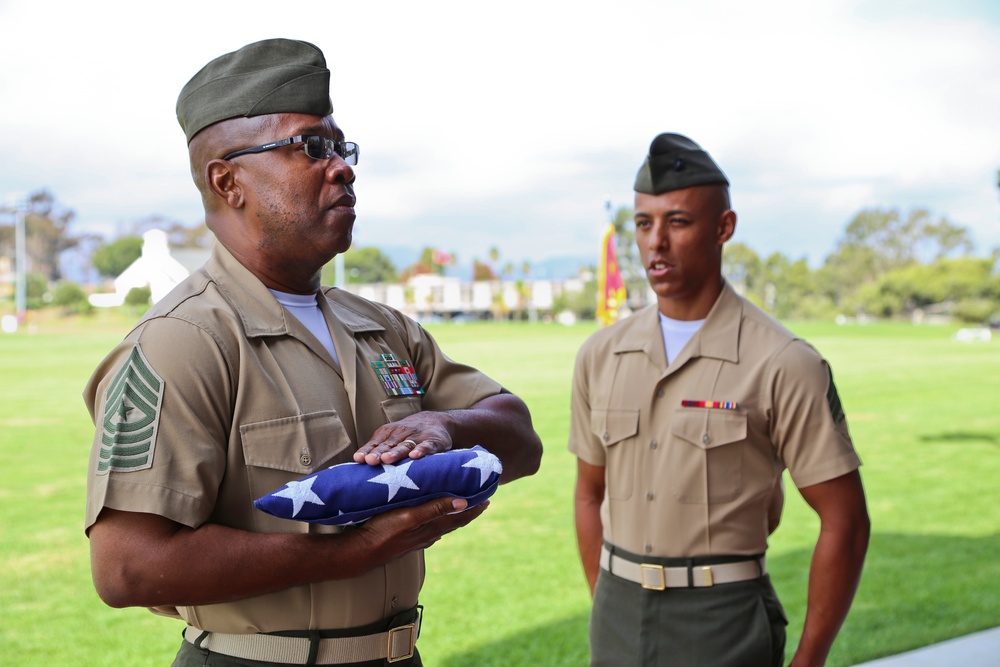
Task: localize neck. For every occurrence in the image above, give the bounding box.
[226,244,323,295]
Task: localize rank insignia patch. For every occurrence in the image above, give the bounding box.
[97,345,164,474]
[371,353,424,397]
[826,366,845,425]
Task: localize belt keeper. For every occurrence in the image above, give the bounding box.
[306,629,320,666]
[192,630,210,650]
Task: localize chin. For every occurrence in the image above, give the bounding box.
[336,233,353,255]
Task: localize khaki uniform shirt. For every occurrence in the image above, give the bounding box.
[84,244,502,633]
[569,282,861,558]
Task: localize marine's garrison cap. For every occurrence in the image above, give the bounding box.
[176,38,333,143]
[634,133,729,194]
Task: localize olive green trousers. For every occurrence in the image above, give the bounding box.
[590,571,787,667]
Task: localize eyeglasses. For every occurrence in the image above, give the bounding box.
[222,135,359,165]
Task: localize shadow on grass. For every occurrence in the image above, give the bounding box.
[438,612,590,667]
[770,531,1000,666]
[917,431,1000,445]
[439,532,1000,667]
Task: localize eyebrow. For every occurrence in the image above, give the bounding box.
[635,208,693,218]
[294,124,345,140]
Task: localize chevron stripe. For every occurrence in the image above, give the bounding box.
[97,345,164,474]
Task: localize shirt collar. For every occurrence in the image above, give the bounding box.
[611,280,742,364]
[205,244,384,338]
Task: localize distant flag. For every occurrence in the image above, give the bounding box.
[596,220,626,326]
[432,249,452,266]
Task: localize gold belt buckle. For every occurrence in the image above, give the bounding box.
[387,623,416,663]
[639,564,666,590]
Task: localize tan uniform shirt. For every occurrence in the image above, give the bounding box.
[84,244,502,633]
[569,282,861,558]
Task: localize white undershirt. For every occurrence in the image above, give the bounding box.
[659,313,704,365]
[269,289,340,367]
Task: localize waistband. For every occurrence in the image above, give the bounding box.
[600,543,766,590]
[183,606,421,665]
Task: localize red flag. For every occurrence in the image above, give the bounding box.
[596,223,626,326]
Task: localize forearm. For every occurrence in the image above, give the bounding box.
[791,524,869,665]
[792,473,871,666]
[441,392,542,482]
[90,497,484,609]
[574,494,603,596]
[91,510,391,608]
[574,459,606,596]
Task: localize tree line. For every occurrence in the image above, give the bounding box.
[2,186,998,325]
[609,204,999,324]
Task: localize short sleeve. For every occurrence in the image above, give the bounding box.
[568,341,606,467]
[768,340,861,489]
[84,317,233,531]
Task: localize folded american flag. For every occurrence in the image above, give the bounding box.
[254,446,503,525]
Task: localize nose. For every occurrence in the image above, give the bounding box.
[326,156,356,185]
[646,221,668,251]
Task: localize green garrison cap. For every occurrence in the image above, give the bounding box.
[634,133,729,194]
[176,38,333,143]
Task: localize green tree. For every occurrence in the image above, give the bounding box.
[553,273,598,320]
[0,190,80,282]
[321,246,397,284]
[92,236,143,278]
[401,247,455,280]
[857,257,996,321]
[24,272,49,309]
[722,242,763,297]
[51,280,93,315]
[471,259,496,281]
[760,252,829,320]
[821,207,973,309]
[124,285,152,307]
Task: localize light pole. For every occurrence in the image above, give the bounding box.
[4,193,27,325]
[14,198,26,323]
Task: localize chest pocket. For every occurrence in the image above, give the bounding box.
[669,409,748,504]
[381,396,423,423]
[591,408,640,500]
[241,410,353,530]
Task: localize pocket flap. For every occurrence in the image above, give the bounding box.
[240,411,352,474]
[671,409,747,449]
[591,408,640,447]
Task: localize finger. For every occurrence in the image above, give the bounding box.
[375,438,420,464]
[408,439,451,459]
[355,437,412,465]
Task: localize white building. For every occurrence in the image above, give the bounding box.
[89,230,194,307]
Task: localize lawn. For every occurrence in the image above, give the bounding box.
[0,310,997,666]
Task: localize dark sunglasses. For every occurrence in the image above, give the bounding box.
[222,135,359,165]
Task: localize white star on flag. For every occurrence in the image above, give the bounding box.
[273,477,325,517]
[367,460,420,501]
[462,448,504,487]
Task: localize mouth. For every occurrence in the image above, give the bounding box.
[647,259,673,276]
[330,192,357,211]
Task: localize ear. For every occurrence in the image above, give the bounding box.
[205,160,244,209]
[717,209,737,245]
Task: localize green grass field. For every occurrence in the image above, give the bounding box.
[1,311,998,665]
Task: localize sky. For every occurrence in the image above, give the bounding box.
[1,0,999,273]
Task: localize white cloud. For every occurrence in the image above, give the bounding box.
[1,0,997,269]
